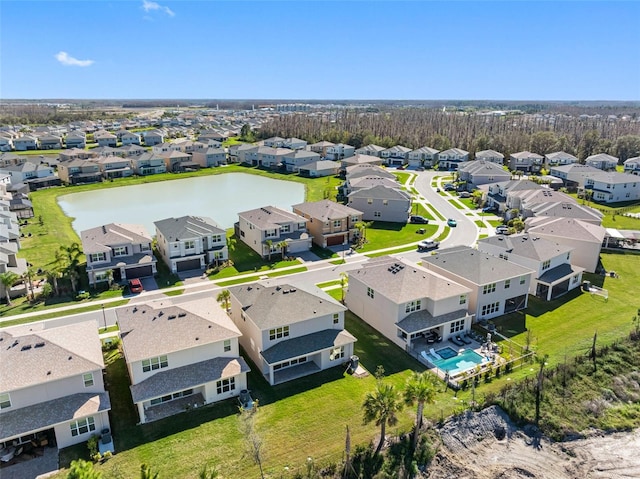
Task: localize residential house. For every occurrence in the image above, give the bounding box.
[544,151,578,168]
[65,132,86,149]
[59,148,95,162]
[524,217,606,273]
[0,153,25,168]
[246,146,290,168]
[37,135,62,150]
[408,147,439,168]
[198,131,227,143]
[263,136,286,148]
[477,234,584,301]
[345,164,397,181]
[0,135,13,152]
[116,297,249,423]
[143,130,165,146]
[172,139,206,154]
[191,147,227,168]
[585,153,618,171]
[8,195,34,219]
[231,144,259,164]
[13,136,37,151]
[152,142,181,155]
[355,144,385,157]
[0,241,27,299]
[623,156,640,175]
[343,176,400,196]
[81,223,157,286]
[340,154,384,171]
[282,138,307,150]
[161,150,198,172]
[325,143,355,161]
[548,164,602,191]
[131,152,167,176]
[528,201,603,225]
[0,321,111,450]
[118,144,146,157]
[120,132,142,146]
[458,160,511,188]
[583,171,640,203]
[292,200,363,247]
[347,185,412,223]
[380,145,411,166]
[474,150,504,165]
[422,246,534,321]
[507,188,576,218]
[309,141,335,157]
[345,256,473,351]
[437,148,469,170]
[94,131,118,148]
[236,206,311,258]
[298,160,341,178]
[0,162,55,186]
[484,179,542,212]
[282,150,321,173]
[95,156,133,180]
[90,146,120,158]
[154,216,228,273]
[509,151,544,173]
[57,159,102,185]
[227,282,356,385]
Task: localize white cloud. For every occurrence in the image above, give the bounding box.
[54,51,94,67]
[142,0,175,17]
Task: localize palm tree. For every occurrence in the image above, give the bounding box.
[140,464,159,479]
[362,381,404,455]
[403,371,436,449]
[106,269,114,289]
[22,265,37,302]
[339,272,348,304]
[46,249,66,296]
[277,240,288,260]
[0,271,20,305]
[60,242,83,294]
[216,289,231,312]
[354,220,373,246]
[265,239,273,261]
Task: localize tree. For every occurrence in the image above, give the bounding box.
[22,265,37,301]
[530,131,557,155]
[140,464,159,479]
[277,240,288,260]
[60,242,83,294]
[216,289,231,312]
[239,405,265,479]
[67,459,103,479]
[362,380,404,455]
[0,271,20,305]
[106,269,114,289]
[534,353,549,426]
[354,221,373,246]
[339,272,348,304]
[613,135,640,162]
[265,239,273,261]
[403,371,436,450]
[240,123,255,142]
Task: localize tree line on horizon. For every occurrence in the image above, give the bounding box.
[257,108,640,162]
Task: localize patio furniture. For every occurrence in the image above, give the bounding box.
[449,336,465,347]
[458,335,472,345]
[430,348,442,360]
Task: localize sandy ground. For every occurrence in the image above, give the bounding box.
[425,406,640,479]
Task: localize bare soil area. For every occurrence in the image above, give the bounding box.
[426,406,640,479]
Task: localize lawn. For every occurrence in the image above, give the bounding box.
[410,203,435,221]
[357,222,438,252]
[393,172,412,186]
[0,299,130,328]
[568,196,640,229]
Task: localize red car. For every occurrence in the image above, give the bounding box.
[128,278,143,294]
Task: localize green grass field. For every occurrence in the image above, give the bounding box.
[357,222,438,252]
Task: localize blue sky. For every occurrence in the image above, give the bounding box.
[1,1,639,100]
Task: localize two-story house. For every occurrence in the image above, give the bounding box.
[309,141,335,157]
[120,132,142,146]
[347,185,412,223]
[458,160,511,188]
[282,150,321,173]
[346,256,472,352]
[57,159,102,185]
[191,147,227,168]
[0,162,55,186]
[95,156,133,180]
[13,136,37,151]
[407,147,439,168]
[65,132,86,149]
[509,151,544,173]
[143,130,165,146]
[484,179,542,212]
[37,135,62,150]
[355,144,385,157]
[94,131,118,148]
[421,246,534,321]
[623,156,640,176]
[117,297,249,423]
[282,137,308,150]
[292,200,363,247]
[585,153,618,171]
[227,282,356,385]
[544,151,578,168]
[380,145,411,166]
[81,223,157,286]
[478,234,584,301]
[131,152,167,176]
[154,216,228,273]
[582,171,640,204]
[437,148,469,171]
[236,206,311,258]
[0,321,111,450]
[325,143,356,161]
[263,136,286,148]
[474,150,504,165]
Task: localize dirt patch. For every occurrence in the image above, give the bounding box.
[426,406,640,479]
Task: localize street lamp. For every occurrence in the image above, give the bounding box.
[101,304,107,331]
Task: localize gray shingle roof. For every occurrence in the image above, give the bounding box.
[117,297,241,363]
[0,321,104,392]
[478,234,573,261]
[397,308,469,334]
[349,256,470,303]
[346,164,396,180]
[510,151,543,159]
[228,283,346,330]
[348,185,412,201]
[545,151,578,162]
[422,246,534,285]
[537,263,584,283]
[237,206,307,230]
[130,357,249,403]
[525,217,606,243]
[81,223,152,254]
[0,393,110,440]
[292,200,362,221]
[154,216,224,241]
[529,202,603,222]
[261,329,356,364]
[475,149,504,159]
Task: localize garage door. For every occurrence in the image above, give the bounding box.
[125,265,153,279]
[327,235,345,246]
[177,258,202,272]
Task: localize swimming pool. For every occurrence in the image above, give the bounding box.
[433,349,485,375]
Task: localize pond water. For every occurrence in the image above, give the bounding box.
[57,173,305,235]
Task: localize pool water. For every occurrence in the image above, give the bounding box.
[435,347,458,359]
[433,349,485,375]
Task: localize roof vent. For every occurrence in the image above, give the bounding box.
[195,337,199,341]
[47,371,51,375]
[289,288,296,293]
[21,345,32,351]
[178,312,187,318]
[133,307,138,313]
[68,356,73,360]
[158,311,164,317]
[283,290,289,294]
[34,342,45,348]
[168,315,177,320]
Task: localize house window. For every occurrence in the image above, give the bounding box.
[212,234,222,243]
[572,275,580,284]
[280,224,291,234]
[450,319,465,334]
[405,300,422,313]
[398,329,407,341]
[83,373,94,387]
[367,198,373,204]
[224,339,231,352]
[150,389,194,406]
[330,346,345,361]
[269,326,290,341]
[351,216,359,223]
[266,229,278,238]
[298,222,306,230]
[0,393,11,409]
[142,355,168,372]
[333,219,341,228]
[140,243,151,251]
[481,301,501,317]
[459,295,467,305]
[542,260,551,271]
[216,377,236,395]
[374,211,381,217]
[184,240,195,249]
[112,246,128,257]
[333,313,340,324]
[567,252,571,260]
[519,275,527,285]
[482,283,496,295]
[70,417,95,437]
[273,357,307,371]
[383,200,388,206]
[504,279,511,289]
[367,287,375,299]
[213,251,224,260]
[499,253,509,261]
[89,252,106,263]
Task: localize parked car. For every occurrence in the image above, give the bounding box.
[424,330,442,343]
[128,278,143,294]
[482,205,498,213]
[417,239,439,251]
[444,183,456,191]
[458,191,471,198]
[416,166,425,171]
[495,225,510,235]
[409,215,429,224]
[447,218,457,227]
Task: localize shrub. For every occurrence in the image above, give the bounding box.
[87,434,99,456]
